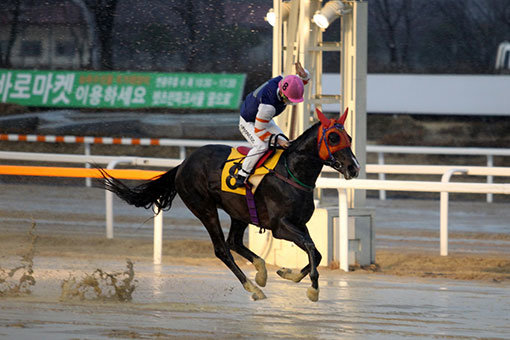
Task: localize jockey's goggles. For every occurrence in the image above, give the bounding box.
[281,93,296,105]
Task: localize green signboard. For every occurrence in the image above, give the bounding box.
[0,69,245,109]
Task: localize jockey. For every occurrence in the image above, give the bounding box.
[235,62,310,188]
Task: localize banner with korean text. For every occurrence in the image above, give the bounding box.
[0,69,245,109]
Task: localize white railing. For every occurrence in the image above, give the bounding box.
[2,150,509,270]
[3,134,508,201]
[367,145,510,202]
[75,142,510,203]
[316,177,510,271]
[0,151,177,264]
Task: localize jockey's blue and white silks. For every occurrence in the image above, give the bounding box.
[240,76,286,124]
[237,70,310,177]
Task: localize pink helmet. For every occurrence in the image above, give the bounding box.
[279,75,304,103]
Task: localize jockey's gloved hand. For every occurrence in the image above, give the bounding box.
[278,138,290,149]
[276,134,290,149]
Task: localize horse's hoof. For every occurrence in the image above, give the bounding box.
[243,280,266,301]
[307,287,319,302]
[255,270,267,287]
[277,268,304,283]
[252,290,267,301]
[253,258,267,287]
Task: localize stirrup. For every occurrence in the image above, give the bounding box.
[234,174,247,188]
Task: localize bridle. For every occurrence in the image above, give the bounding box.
[316,108,351,170]
[317,123,350,169]
[267,108,352,191]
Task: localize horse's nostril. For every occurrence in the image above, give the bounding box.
[348,165,359,178]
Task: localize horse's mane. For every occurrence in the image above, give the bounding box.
[286,121,320,154]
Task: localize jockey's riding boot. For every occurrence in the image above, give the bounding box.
[234,174,247,188]
[234,168,250,188]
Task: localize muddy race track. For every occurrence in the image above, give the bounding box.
[1,183,510,339]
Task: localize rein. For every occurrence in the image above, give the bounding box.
[264,153,314,192]
[284,156,314,190]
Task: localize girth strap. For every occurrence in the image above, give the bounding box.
[244,183,265,233]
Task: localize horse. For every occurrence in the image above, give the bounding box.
[97,108,360,302]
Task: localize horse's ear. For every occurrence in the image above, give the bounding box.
[339,107,349,125]
[315,108,330,126]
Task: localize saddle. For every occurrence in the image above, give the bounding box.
[221,147,284,195]
[235,146,275,170]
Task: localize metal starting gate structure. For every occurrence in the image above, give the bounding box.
[255,0,370,268]
[270,0,367,208]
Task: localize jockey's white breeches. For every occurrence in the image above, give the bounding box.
[238,116,284,175]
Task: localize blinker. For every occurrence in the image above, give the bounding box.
[315,108,351,161]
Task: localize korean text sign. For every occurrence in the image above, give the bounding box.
[0,69,246,109]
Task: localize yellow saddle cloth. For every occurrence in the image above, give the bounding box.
[221,148,284,195]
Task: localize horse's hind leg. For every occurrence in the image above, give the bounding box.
[227,219,267,287]
[276,244,321,283]
[186,203,266,300]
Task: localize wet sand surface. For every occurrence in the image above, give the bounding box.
[1,183,509,339]
[1,257,509,340]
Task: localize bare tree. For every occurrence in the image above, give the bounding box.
[64,4,88,68]
[169,0,233,72]
[369,0,429,71]
[2,0,22,67]
[430,0,510,73]
[170,0,205,72]
[83,0,118,70]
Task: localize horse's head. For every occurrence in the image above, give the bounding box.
[316,107,360,179]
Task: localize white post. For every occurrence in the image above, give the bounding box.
[105,159,133,239]
[84,142,91,187]
[378,152,386,200]
[106,190,114,239]
[338,188,349,271]
[341,1,368,208]
[487,155,493,203]
[179,146,186,160]
[153,206,163,265]
[440,168,467,256]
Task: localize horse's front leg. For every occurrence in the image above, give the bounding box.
[273,217,322,302]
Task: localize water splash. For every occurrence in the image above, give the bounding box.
[0,222,38,296]
[60,260,137,302]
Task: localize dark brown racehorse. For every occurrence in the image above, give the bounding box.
[97,108,359,301]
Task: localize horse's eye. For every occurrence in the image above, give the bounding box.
[328,132,340,146]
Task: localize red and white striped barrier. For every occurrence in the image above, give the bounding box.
[0,133,162,145]
[0,133,247,149]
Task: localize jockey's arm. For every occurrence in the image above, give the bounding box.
[254,104,289,148]
[281,64,311,85]
[254,104,277,142]
[295,62,311,84]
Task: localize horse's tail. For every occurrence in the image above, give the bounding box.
[97,166,179,213]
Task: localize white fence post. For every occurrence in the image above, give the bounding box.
[338,188,349,272]
[84,142,91,187]
[105,159,133,239]
[377,152,386,200]
[153,205,163,265]
[440,168,467,256]
[179,146,186,160]
[487,155,493,203]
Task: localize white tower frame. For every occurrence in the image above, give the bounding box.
[271,0,367,207]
